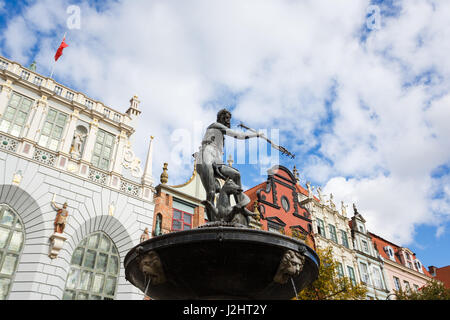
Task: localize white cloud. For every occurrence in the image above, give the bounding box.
[1,0,450,249]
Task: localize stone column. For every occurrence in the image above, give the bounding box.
[111,130,128,175]
[0,79,13,117]
[24,95,48,141]
[80,118,99,168]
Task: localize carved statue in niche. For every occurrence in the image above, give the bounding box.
[273,249,306,284]
[70,125,87,159]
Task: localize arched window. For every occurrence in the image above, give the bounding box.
[0,204,25,300]
[63,232,120,300]
[155,213,162,236]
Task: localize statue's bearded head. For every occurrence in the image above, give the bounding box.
[217,109,231,128]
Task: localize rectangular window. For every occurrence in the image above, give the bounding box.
[359,262,370,284]
[347,266,356,286]
[393,276,401,291]
[329,224,338,243]
[340,230,349,248]
[336,262,344,278]
[361,239,369,253]
[0,92,33,137]
[91,130,115,171]
[372,267,383,289]
[316,219,326,237]
[403,281,411,292]
[38,108,68,151]
[172,209,193,231]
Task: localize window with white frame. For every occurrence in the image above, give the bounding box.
[0,92,33,137]
[359,262,370,284]
[372,266,383,290]
[361,239,369,253]
[38,108,68,151]
[63,232,119,300]
[336,262,344,278]
[91,130,115,171]
[384,246,396,261]
[347,266,356,286]
[0,204,25,300]
[403,281,411,292]
[393,276,401,291]
[414,259,424,273]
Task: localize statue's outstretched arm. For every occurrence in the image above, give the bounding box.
[209,122,260,140]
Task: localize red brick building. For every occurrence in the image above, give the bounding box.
[428,265,450,289]
[245,165,315,248]
[151,164,206,236]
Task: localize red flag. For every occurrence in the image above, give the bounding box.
[54,36,69,62]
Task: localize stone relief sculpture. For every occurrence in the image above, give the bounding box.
[123,142,143,178]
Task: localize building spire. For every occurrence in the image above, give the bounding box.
[142,136,155,186]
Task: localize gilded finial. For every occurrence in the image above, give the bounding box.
[160,163,168,184]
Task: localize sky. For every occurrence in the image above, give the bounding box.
[0,0,449,269]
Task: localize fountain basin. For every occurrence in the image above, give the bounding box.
[124,223,319,300]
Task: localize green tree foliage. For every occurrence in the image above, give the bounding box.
[296,246,367,300]
[394,280,450,300]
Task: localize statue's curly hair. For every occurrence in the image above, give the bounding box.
[216,108,231,122]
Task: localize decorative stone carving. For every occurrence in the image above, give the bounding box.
[49,232,68,259]
[122,143,143,178]
[137,250,166,285]
[160,163,168,184]
[306,181,315,199]
[273,249,306,284]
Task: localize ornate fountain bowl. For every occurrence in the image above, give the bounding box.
[124,222,320,300]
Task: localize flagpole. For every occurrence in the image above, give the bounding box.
[50,32,67,79]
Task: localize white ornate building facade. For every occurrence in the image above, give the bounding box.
[350,207,390,299]
[298,187,362,291]
[0,55,155,300]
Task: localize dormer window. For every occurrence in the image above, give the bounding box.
[384,246,395,261]
[414,260,424,274]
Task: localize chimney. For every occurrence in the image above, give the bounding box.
[428,266,437,276]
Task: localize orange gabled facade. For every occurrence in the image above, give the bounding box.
[245,165,315,249]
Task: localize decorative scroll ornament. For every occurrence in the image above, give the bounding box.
[122,143,142,178]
